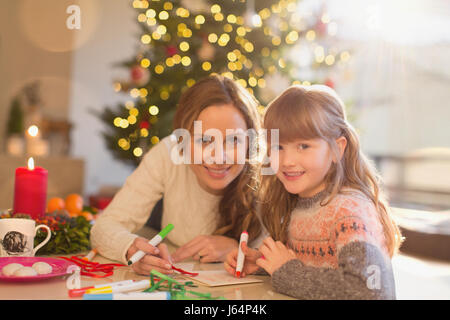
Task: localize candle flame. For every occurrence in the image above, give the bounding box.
[27,125,39,137]
[28,157,35,170]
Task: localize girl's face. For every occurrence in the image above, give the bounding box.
[189,104,248,195]
[270,138,335,198]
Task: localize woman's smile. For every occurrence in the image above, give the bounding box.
[203,165,233,179]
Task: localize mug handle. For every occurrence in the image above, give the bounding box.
[33,224,52,255]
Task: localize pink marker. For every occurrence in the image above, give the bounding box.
[235,231,248,278]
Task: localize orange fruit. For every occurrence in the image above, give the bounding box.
[69,211,79,218]
[65,194,83,215]
[80,211,94,221]
[47,197,65,213]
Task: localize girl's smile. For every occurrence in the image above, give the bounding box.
[282,170,306,181]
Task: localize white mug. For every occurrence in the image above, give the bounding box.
[0,218,51,257]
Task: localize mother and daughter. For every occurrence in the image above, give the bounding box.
[90,75,402,300]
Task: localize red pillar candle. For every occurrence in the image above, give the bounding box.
[13,158,48,219]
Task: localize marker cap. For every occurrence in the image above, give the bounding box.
[68,287,94,298]
[240,231,248,242]
[159,224,174,238]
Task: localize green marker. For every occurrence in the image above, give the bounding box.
[127,224,174,265]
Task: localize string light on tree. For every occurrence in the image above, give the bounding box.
[97,0,350,166]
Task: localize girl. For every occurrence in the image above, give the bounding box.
[225,84,403,299]
[91,75,263,275]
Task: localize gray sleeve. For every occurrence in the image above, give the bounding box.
[271,241,396,300]
[254,267,270,276]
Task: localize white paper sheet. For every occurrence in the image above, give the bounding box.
[180,269,263,287]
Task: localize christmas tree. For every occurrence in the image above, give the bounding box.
[6,97,24,137]
[96,0,349,166]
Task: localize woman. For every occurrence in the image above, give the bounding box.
[90,75,263,275]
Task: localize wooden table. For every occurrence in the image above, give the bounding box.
[0,227,294,300]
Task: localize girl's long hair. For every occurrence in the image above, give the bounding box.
[173,75,262,243]
[260,85,403,257]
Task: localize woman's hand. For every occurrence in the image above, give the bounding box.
[126,237,173,275]
[224,241,262,277]
[172,235,238,263]
[256,237,297,276]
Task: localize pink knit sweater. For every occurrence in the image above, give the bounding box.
[287,188,389,269]
[270,188,396,299]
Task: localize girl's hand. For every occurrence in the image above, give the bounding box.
[126,237,173,275]
[256,237,297,276]
[172,235,238,263]
[224,241,262,277]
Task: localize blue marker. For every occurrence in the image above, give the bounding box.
[83,292,171,300]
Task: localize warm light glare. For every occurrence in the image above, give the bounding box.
[325,54,335,65]
[195,15,205,24]
[160,90,170,100]
[127,115,137,124]
[146,9,156,18]
[27,125,39,137]
[159,11,169,20]
[306,30,316,41]
[140,128,149,137]
[163,2,173,11]
[149,105,159,115]
[179,41,190,51]
[340,51,351,62]
[186,78,196,87]
[208,33,218,43]
[155,64,164,74]
[113,82,121,92]
[151,136,160,144]
[27,157,35,170]
[129,108,139,117]
[227,14,237,24]
[141,58,151,68]
[252,14,262,27]
[141,34,151,44]
[130,88,140,98]
[211,4,221,14]
[133,147,143,157]
[181,56,192,66]
[202,61,212,71]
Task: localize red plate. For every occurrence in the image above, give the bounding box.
[0,257,76,282]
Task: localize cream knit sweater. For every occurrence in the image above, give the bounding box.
[90,135,222,264]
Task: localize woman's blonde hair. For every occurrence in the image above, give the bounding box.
[173,75,262,243]
[260,85,403,257]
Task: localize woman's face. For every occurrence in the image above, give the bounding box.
[189,104,249,195]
